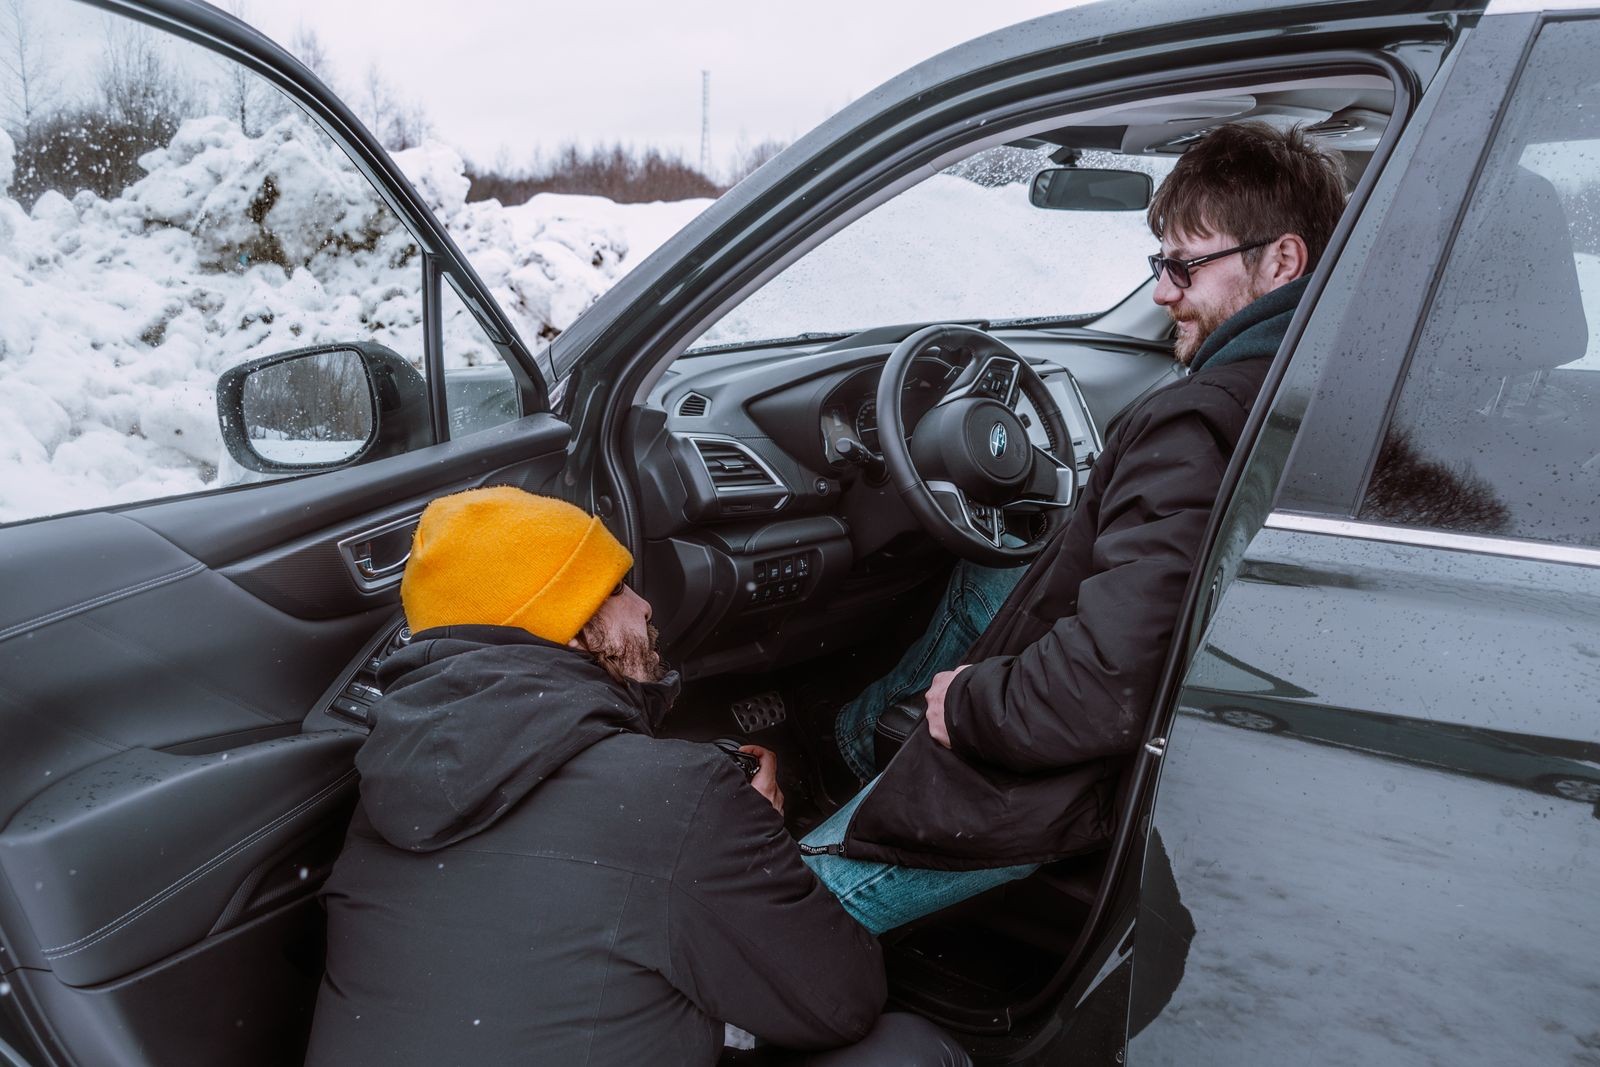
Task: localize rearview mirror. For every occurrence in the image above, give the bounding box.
[217,342,429,473]
[1029,168,1152,211]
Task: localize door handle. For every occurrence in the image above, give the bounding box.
[353,550,409,581]
[338,513,423,591]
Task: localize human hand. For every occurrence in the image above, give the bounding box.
[740,745,784,815]
[923,664,971,749]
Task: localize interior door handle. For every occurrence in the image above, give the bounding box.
[354,550,409,580]
[338,513,423,591]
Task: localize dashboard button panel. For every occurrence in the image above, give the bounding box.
[748,552,815,607]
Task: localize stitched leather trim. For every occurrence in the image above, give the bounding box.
[41,768,357,959]
[0,562,207,645]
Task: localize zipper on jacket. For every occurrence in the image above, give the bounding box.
[798,842,847,857]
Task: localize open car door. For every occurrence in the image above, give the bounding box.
[0,2,572,1063]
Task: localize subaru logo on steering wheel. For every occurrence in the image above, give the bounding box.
[989,423,1008,458]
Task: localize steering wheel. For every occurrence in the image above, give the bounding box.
[876,324,1078,566]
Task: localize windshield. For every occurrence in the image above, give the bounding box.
[691,147,1176,351]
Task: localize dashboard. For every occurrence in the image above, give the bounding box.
[632,324,1170,679]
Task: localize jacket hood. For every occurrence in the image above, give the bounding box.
[356,624,679,852]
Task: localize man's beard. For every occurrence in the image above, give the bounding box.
[585,620,665,685]
[1171,278,1268,365]
[1171,302,1233,365]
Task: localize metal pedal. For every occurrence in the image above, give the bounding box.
[731,691,787,733]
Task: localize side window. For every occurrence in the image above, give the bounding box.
[1361,19,1600,547]
[441,276,521,438]
[0,1,432,525]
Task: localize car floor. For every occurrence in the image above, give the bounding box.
[658,629,909,838]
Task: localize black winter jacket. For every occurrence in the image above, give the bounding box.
[306,626,884,1067]
[841,279,1306,869]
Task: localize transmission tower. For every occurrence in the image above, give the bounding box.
[699,70,711,178]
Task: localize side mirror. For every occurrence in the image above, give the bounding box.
[217,342,430,474]
[1029,168,1152,211]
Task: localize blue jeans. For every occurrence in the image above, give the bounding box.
[832,561,1027,782]
[802,561,1036,936]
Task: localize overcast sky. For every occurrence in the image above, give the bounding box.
[241,1,1086,174]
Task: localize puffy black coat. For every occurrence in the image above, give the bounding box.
[841,279,1306,869]
[306,626,884,1067]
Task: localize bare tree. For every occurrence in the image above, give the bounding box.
[360,62,396,145]
[359,61,431,152]
[383,99,431,151]
[97,17,193,129]
[466,142,722,205]
[0,0,60,135]
[289,22,336,88]
[217,0,287,136]
[726,136,788,186]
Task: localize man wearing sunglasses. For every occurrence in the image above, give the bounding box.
[801,121,1348,934]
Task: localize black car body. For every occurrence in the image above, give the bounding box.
[1,0,1598,1064]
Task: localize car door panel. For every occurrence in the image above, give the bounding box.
[0,732,359,989]
[1130,528,1600,1065]
[127,413,571,568]
[0,413,573,1066]
[21,894,331,1067]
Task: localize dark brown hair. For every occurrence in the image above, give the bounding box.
[1147,121,1347,271]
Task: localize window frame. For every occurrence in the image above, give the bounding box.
[0,0,551,529]
[1274,12,1562,522]
[86,0,549,414]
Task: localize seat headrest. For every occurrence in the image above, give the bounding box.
[1420,164,1588,378]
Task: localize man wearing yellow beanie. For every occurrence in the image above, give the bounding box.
[308,488,970,1067]
[399,486,653,683]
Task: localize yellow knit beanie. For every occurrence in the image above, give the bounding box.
[400,487,633,644]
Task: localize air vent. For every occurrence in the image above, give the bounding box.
[691,438,782,492]
[678,392,710,417]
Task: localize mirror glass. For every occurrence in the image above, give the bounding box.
[240,349,375,466]
[1030,168,1153,211]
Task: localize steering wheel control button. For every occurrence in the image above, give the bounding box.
[978,364,1015,399]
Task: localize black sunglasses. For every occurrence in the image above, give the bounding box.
[1148,238,1272,289]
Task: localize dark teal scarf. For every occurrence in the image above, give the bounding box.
[1188,275,1309,373]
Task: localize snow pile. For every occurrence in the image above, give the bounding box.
[0,115,705,523]
[395,140,708,347]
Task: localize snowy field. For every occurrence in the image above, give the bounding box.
[695,164,1160,348]
[1133,714,1600,1066]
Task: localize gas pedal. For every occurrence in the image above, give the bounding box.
[731,691,787,733]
